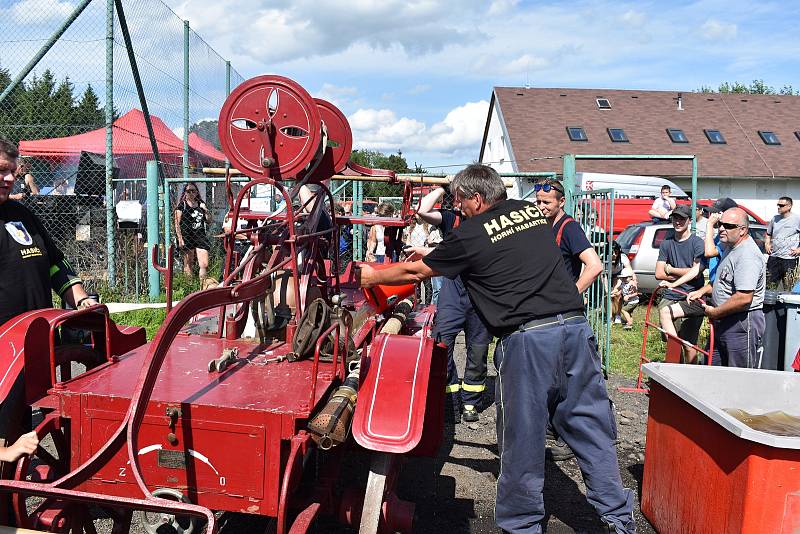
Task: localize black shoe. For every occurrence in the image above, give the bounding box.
[462,406,479,423]
[546,437,575,462]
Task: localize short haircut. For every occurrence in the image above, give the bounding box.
[780,196,793,205]
[0,138,19,160]
[661,185,671,191]
[542,178,565,200]
[376,202,395,217]
[451,163,507,205]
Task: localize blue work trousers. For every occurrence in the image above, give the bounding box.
[494,315,635,533]
[433,277,491,410]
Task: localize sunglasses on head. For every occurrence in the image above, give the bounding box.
[719,222,743,230]
[534,182,564,193]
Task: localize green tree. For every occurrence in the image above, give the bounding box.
[72,84,106,133]
[698,79,798,95]
[0,66,27,144]
[350,149,409,198]
[189,119,221,149]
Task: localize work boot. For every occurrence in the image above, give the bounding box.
[462,405,479,423]
[546,436,575,462]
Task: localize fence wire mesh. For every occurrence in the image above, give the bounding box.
[0,0,244,300]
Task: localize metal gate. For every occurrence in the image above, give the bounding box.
[570,188,615,372]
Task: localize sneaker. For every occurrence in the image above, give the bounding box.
[546,437,575,462]
[614,315,622,324]
[462,405,479,423]
[623,324,633,330]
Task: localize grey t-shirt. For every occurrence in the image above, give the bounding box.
[657,234,705,300]
[712,237,765,311]
[767,213,800,259]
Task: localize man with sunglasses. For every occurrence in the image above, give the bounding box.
[655,204,706,363]
[765,197,800,289]
[694,208,766,367]
[358,164,636,534]
[535,180,603,293]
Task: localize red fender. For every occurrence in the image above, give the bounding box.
[0,308,146,405]
[352,333,446,455]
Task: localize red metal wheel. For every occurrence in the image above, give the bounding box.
[13,414,132,533]
[314,98,352,174]
[218,75,321,180]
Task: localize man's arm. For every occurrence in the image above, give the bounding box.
[764,234,772,255]
[704,290,753,320]
[660,261,701,289]
[576,247,603,293]
[416,187,445,226]
[705,213,720,257]
[687,283,713,302]
[358,260,439,287]
[655,260,675,281]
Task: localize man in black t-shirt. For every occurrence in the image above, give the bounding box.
[415,186,491,423]
[359,165,635,534]
[0,139,98,482]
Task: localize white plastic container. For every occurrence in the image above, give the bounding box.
[643,362,800,448]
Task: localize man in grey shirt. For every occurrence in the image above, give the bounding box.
[695,207,766,367]
[765,196,800,288]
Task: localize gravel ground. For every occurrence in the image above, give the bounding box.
[33,338,656,533]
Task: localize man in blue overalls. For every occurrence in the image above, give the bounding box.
[359,164,636,533]
[414,186,491,423]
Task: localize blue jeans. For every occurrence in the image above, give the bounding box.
[430,276,442,304]
[494,316,635,533]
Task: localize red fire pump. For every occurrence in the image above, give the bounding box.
[0,74,446,533]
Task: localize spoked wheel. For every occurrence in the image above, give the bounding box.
[13,414,132,533]
[141,488,199,534]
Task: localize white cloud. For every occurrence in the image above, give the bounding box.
[620,10,646,27]
[11,0,74,25]
[314,83,358,107]
[408,84,431,95]
[172,0,473,64]
[701,19,738,40]
[349,100,489,157]
[488,0,520,16]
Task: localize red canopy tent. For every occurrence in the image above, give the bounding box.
[19,109,225,177]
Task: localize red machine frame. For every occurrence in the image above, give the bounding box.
[620,287,715,394]
[0,75,446,534]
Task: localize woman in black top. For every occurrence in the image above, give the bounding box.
[174,182,212,279]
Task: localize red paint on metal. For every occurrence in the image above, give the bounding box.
[352,333,444,453]
[642,382,800,533]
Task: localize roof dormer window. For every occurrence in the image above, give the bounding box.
[567,127,588,142]
[758,130,781,145]
[607,128,628,142]
[704,129,726,144]
[596,98,611,110]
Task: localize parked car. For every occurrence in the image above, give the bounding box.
[617,221,767,295]
[578,198,767,238]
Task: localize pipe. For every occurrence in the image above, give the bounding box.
[105,0,116,286]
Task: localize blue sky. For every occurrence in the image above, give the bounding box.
[4,0,800,170]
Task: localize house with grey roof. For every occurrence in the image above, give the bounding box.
[479,87,800,217]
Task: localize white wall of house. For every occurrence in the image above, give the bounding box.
[481,102,519,196]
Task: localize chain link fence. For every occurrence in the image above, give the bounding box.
[0,0,244,299]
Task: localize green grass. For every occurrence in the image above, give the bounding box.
[608,306,666,377]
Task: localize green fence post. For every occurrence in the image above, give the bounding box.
[353,181,363,261]
[105,0,116,287]
[562,153,576,216]
[147,161,160,299]
[691,156,698,232]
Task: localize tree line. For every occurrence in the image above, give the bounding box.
[0,67,109,146]
[698,79,799,96]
